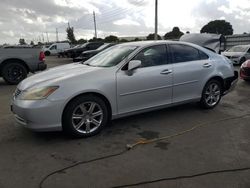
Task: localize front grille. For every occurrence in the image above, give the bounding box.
[13,88,22,99]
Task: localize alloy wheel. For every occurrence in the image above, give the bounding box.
[71,102,103,134]
[204,83,221,107]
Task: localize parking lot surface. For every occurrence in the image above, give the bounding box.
[0,56,250,188]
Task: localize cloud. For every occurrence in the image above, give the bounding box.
[1,0,250,44]
[193,0,250,33]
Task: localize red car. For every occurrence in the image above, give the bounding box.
[240,60,250,81]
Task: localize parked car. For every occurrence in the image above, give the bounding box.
[180,33,226,54]
[67,42,104,58]
[222,45,250,65]
[43,42,70,56]
[240,60,250,81]
[11,41,238,137]
[0,47,46,84]
[73,43,116,62]
[58,45,80,58]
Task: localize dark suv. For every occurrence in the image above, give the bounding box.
[67,42,104,58]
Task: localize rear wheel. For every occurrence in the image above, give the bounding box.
[62,95,108,138]
[1,62,28,85]
[44,51,50,56]
[200,79,222,109]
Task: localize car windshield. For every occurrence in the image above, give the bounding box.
[228,46,248,52]
[97,44,111,50]
[73,45,80,48]
[84,45,137,67]
[80,43,88,48]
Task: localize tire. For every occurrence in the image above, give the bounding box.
[62,95,109,138]
[44,51,50,56]
[239,57,246,65]
[1,62,28,85]
[200,79,222,109]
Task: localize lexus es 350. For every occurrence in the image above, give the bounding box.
[11,41,238,137]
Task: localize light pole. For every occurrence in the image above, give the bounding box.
[154,0,158,40]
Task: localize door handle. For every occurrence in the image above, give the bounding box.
[160,69,172,75]
[203,63,212,68]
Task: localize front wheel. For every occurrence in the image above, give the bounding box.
[44,51,50,56]
[62,95,109,138]
[200,79,222,109]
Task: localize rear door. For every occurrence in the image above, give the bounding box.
[169,44,212,103]
[116,44,173,114]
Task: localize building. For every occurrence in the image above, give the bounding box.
[225,34,250,50]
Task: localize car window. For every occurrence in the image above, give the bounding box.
[50,45,57,50]
[247,48,250,53]
[132,45,168,67]
[170,44,207,63]
[87,43,97,50]
[199,50,209,60]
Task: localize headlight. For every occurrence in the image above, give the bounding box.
[241,61,248,68]
[20,86,59,100]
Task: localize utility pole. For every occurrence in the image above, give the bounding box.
[56,28,59,42]
[93,11,97,38]
[46,31,49,43]
[154,0,158,40]
[42,33,44,43]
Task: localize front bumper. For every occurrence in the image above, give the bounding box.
[240,67,250,80]
[223,71,238,95]
[11,98,63,132]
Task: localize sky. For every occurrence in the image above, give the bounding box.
[0,0,250,44]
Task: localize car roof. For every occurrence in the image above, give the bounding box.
[117,40,218,58]
[118,40,200,47]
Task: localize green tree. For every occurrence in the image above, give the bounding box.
[30,41,34,45]
[133,37,141,41]
[119,39,129,43]
[164,27,184,40]
[89,37,104,42]
[146,33,161,40]
[66,26,76,44]
[200,20,233,35]
[77,38,87,44]
[104,35,119,42]
[19,38,26,45]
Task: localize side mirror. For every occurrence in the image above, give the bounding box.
[128,60,141,71]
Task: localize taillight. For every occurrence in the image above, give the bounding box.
[39,51,45,61]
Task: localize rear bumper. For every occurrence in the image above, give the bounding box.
[37,62,47,71]
[223,71,238,95]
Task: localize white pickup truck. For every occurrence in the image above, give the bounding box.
[0,46,47,84]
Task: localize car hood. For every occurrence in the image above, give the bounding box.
[222,52,245,57]
[18,63,101,90]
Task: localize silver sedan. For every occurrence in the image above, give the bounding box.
[11,41,238,137]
